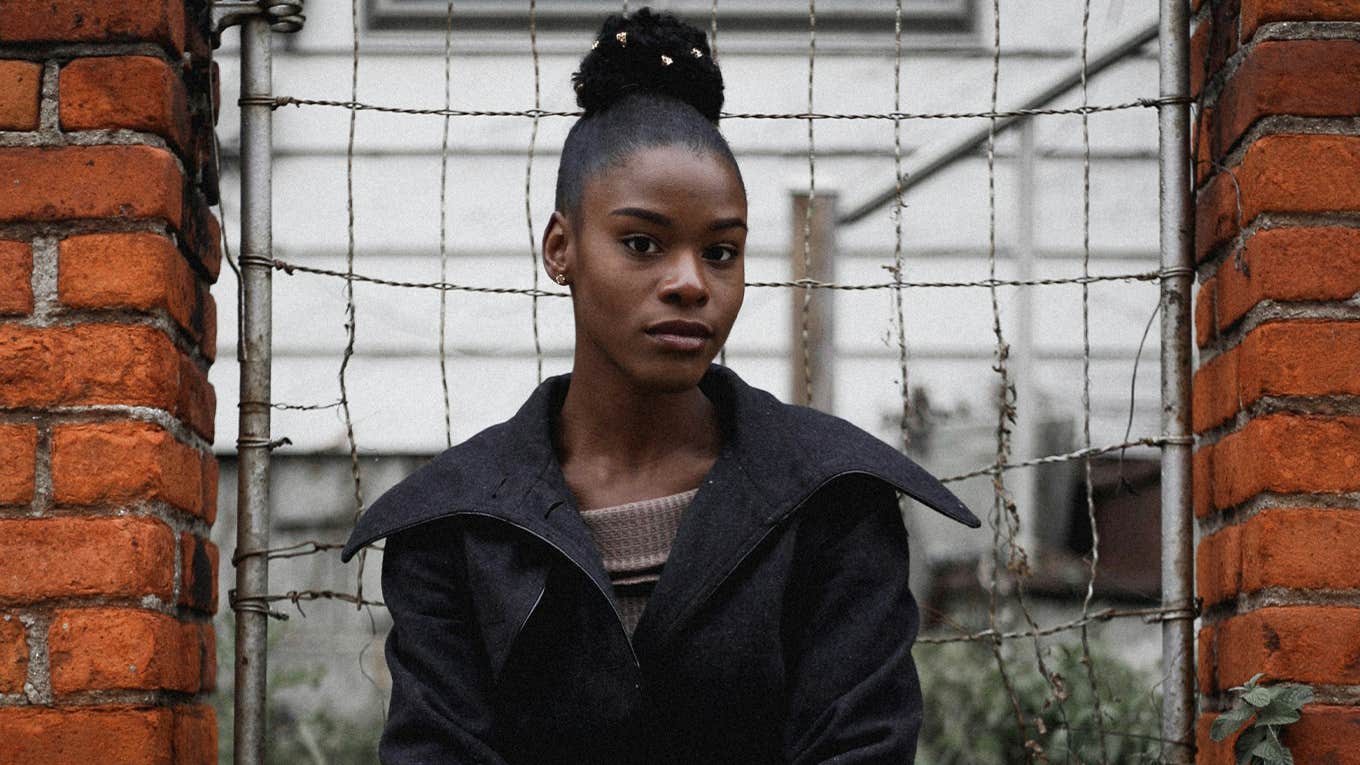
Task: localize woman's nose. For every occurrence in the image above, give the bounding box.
[660,252,709,306]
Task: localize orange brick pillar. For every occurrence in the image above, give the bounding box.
[0,2,222,763]
[1190,1,1360,762]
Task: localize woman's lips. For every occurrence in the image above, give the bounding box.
[645,320,712,352]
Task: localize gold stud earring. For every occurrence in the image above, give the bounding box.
[591,40,600,50]
[554,273,568,285]
[660,54,673,66]
[691,47,703,59]
[616,31,627,46]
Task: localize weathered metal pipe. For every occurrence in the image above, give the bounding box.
[1158,0,1196,761]
[235,12,275,765]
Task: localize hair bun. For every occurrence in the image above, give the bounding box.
[572,8,723,122]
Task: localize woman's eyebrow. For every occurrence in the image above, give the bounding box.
[709,217,748,232]
[610,207,672,227]
[608,208,747,233]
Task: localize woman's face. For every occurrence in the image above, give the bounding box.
[545,144,747,393]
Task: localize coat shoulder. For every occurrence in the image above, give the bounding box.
[753,393,980,528]
[339,421,514,561]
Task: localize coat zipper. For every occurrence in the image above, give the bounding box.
[453,511,642,674]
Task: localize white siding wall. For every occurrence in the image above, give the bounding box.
[207,0,1169,733]
[213,0,1162,553]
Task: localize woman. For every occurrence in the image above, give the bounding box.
[342,8,979,763]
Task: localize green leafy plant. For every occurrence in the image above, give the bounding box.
[1209,673,1313,765]
[916,639,1163,764]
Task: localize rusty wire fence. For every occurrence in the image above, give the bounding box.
[211,0,1194,762]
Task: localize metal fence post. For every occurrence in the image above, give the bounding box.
[235,12,275,765]
[1158,0,1196,761]
[214,3,304,764]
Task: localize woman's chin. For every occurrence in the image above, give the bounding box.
[626,355,714,394]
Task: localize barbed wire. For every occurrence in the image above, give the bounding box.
[438,0,456,449]
[746,272,1159,289]
[527,0,545,384]
[232,540,351,564]
[228,587,1195,646]
[939,437,1167,484]
[219,434,1167,575]
[229,588,386,621]
[270,400,342,411]
[919,605,1197,645]
[1076,0,1112,757]
[270,95,1185,121]
[267,257,1160,293]
[341,0,368,610]
[982,0,1035,747]
[891,0,911,455]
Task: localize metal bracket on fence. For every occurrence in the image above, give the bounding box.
[212,1,306,48]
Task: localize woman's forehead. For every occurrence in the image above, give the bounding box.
[580,145,747,217]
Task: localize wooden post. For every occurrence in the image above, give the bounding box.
[790,191,837,412]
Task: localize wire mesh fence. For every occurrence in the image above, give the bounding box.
[211,1,1194,762]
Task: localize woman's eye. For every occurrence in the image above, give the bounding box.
[622,235,660,255]
[704,245,739,263]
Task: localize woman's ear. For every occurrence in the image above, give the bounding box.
[542,210,572,283]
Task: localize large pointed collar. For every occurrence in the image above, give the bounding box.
[341,365,978,563]
[698,365,979,528]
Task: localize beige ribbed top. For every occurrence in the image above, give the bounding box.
[579,488,698,636]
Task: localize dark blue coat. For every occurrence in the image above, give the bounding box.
[341,365,979,764]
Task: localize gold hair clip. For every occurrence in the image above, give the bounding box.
[616,31,628,46]
[691,48,703,59]
[660,54,673,66]
[591,40,600,50]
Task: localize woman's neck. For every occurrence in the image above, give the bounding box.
[554,366,721,507]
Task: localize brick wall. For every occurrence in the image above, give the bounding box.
[1191,1,1360,762]
[0,2,221,763]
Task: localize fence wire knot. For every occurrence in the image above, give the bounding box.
[237,254,275,270]
[228,589,291,621]
[1143,603,1201,624]
[235,435,292,451]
